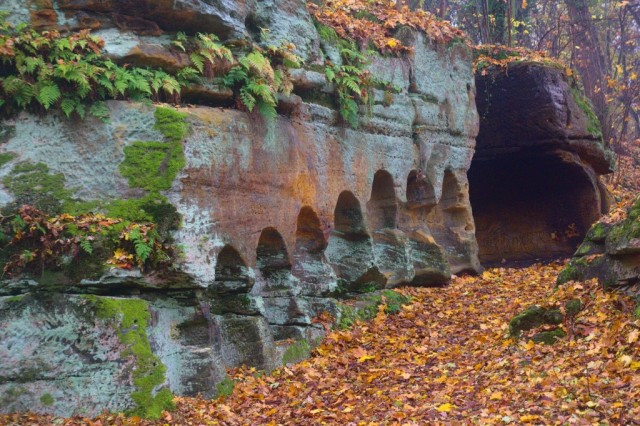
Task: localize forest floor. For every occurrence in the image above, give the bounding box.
[2,191,639,426]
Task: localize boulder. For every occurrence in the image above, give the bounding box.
[558,197,640,290]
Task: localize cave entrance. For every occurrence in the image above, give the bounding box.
[468,153,601,265]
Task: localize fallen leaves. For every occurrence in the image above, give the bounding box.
[3,259,640,425]
[309,0,467,55]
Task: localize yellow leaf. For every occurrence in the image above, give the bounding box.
[520,414,539,422]
[523,340,536,351]
[265,408,277,416]
[565,67,573,77]
[619,354,632,367]
[490,391,503,400]
[436,403,454,412]
[630,361,640,370]
[358,354,375,363]
[631,72,638,81]
[435,374,448,383]
[342,406,353,413]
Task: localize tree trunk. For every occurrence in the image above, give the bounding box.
[564,0,610,145]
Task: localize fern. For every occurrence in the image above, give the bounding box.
[129,226,153,264]
[36,83,61,110]
[79,238,93,255]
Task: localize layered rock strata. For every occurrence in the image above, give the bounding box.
[0,0,480,416]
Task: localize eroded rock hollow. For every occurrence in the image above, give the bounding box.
[471,63,613,265]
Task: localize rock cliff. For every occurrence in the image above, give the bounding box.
[0,0,481,417]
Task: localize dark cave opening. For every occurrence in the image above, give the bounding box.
[468,153,601,265]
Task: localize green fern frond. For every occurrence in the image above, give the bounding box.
[36,83,61,109]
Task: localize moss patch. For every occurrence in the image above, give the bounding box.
[509,305,563,337]
[337,290,411,329]
[586,222,610,242]
[565,299,582,317]
[39,393,54,406]
[557,262,582,285]
[282,339,311,365]
[119,107,187,192]
[85,295,175,419]
[570,86,602,138]
[531,328,566,345]
[2,162,71,214]
[0,152,16,168]
[215,376,235,398]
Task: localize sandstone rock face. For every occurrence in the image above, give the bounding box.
[471,62,613,264]
[0,1,480,416]
[558,197,640,290]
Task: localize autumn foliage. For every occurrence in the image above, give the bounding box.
[1,205,171,276]
[308,0,466,54]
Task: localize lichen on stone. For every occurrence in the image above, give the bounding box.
[83,295,175,419]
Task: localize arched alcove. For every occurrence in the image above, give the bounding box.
[334,191,368,237]
[292,206,336,294]
[256,227,292,279]
[469,153,601,264]
[326,191,385,291]
[406,170,436,209]
[426,169,480,274]
[295,206,326,254]
[214,244,253,294]
[367,170,398,230]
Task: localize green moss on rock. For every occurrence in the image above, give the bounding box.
[2,162,71,214]
[215,376,235,398]
[531,328,566,345]
[84,295,175,419]
[39,393,54,406]
[509,305,563,337]
[586,222,610,242]
[570,86,602,138]
[557,261,583,285]
[282,339,311,365]
[119,107,188,192]
[565,299,582,317]
[0,152,16,168]
[337,290,410,329]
